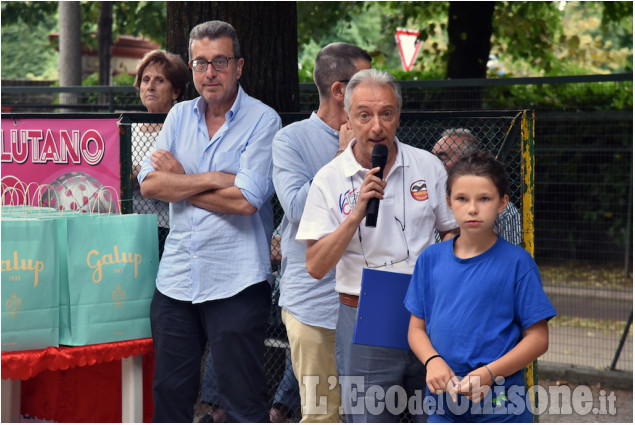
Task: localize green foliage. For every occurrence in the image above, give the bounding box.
[486,79,633,111]
[1,1,58,26]
[81,73,140,106]
[489,2,563,76]
[297,2,364,47]
[297,1,632,81]
[80,1,166,50]
[82,72,135,87]
[1,1,166,80]
[0,3,58,80]
[600,1,633,29]
[296,1,449,82]
[489,1,633,77]
[2,1,632,86]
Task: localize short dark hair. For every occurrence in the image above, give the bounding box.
[313,42,371,100]
[446,151,510,198]
[134,50,190,101]
[188,20,241,61]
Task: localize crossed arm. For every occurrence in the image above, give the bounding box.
[140,149,256,216]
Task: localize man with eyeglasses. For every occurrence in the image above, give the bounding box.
[296,69,458,422]
[138,20,280,422]
[432,128,522,245]
[272,42,371,423]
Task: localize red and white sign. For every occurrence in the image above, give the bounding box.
[395,28,423,72]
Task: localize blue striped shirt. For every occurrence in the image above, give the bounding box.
[138,86,281,302]
[272,112,340,329]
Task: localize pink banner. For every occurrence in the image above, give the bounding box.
[1,118,121,212]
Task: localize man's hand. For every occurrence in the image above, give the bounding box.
[151,149,185,174]
[339,122,355,151]
[350,166,386,223]
[455,367,492,402]
[425,356,460,402]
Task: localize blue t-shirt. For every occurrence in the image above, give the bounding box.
[404,236,556,376]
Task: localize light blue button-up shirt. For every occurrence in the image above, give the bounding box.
[139,86,281,303]
[272,112,339,329]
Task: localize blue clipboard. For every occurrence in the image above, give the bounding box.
[352,268,413,350]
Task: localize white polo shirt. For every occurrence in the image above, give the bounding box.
[296,139,457,296]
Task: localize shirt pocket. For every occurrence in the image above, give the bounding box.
[212,150,240,174]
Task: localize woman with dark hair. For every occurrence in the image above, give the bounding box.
[132,50,189,258]
[135,49,189,112]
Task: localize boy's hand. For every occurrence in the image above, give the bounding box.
[455,367,492,402]
[425,357,460,402]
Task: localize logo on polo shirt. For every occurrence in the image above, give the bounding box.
[410,179,428,201]
[339,187,358,215]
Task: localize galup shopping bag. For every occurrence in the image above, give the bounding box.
[1,218,60,351]
[61,213,159,345]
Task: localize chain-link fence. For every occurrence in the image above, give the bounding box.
[532,110,633,372]
[119,110,533,422]
[3,74,631,420]
[297,75,634,374]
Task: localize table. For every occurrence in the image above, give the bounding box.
[1,339,154,422]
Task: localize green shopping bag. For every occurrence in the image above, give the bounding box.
[1,208,75,344]
[1,206,57,217]
[1,218,60,352]
[61,213,159,345]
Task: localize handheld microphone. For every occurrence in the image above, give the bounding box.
[365,144,388,227]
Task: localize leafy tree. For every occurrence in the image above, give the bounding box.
[0,3,58,80]
[78,1,166,50]
[1,1,166,81]
[296,1,632,81]
[2,1,632,83]
[555,1,632,74]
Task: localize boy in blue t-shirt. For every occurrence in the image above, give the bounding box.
[405,152,556,422]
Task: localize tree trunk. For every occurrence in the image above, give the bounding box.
[445,1,495,109]
[447,1,494,79]
[58,1,82,110]
[98,2,113,108]
[166,1,299,112]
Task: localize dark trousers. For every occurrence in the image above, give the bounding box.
[150,282,271,423]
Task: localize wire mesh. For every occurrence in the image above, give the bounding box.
[533,111,633,371]
[1,75,631,420]
[121,110,530,423]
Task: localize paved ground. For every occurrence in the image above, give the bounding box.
[546,287,632,321]
[537,378,633,423]
[538,285,633,422]
[540,325,632,371]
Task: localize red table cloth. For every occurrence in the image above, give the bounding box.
[2,339,154,422]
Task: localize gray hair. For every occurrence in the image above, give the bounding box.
[188,20,241,61]
[313,43,371,100]
[440,128,481,153]
[344,69,402,114]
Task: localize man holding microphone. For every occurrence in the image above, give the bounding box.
[296,69,458,422]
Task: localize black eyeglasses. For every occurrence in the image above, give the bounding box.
[358,216,410,269]
[351,147,408,269]
[190,57,239,72]
[338,79,350,84]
